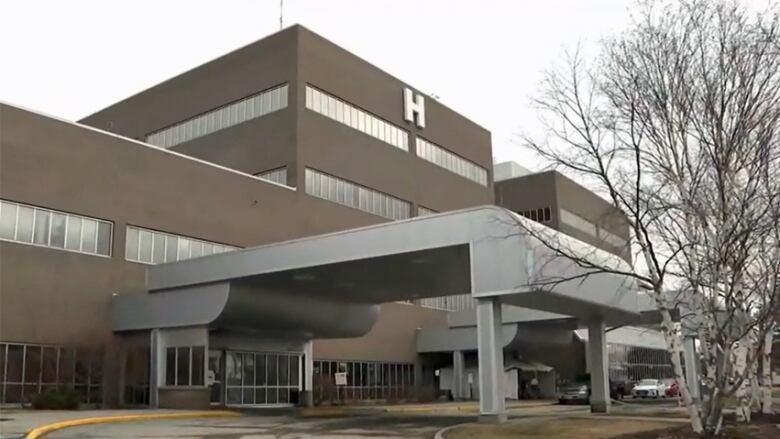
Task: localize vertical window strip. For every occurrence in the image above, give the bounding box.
[0,199,112,257]
[305,85,409,151]
[124,225,239,265]
[146,84,289,148]
[415,137,488,186]
[304,168,410,220]
[255,167,288,186]
[518,206,552,223]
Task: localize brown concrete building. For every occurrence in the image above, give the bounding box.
[494,163,631,262]
[1,25,662,411]
[0,25,491,408]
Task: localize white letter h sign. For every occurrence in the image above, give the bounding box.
[404,87,425,128]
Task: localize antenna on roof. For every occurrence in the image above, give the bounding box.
[280,0,284,30]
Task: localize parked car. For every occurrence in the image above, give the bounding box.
[631,379,667,398]
[558,381,625,404]
[558,383,589,404]
[665,380,680,397]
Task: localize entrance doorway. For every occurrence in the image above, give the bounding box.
[223,350,302,407]
[208,350,223,405]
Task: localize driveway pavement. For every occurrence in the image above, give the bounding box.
[44,414,467,439]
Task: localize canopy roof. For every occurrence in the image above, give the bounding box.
[112,206,646,338]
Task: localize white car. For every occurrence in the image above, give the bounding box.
[631,379,666,398]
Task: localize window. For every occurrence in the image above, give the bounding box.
[146,84,289,148]
[164,346,205,387]
[598,228,628,248]
[0,342,102,404]
[518,206,552,224]
[413,294,476,312]
[313,359,414,403]
[224,351,301,406]
[124,225,239,265]
[305,85,409,151]
[0,200,112,257]
[255,167,288,186]
[415,137,488,186]
[559,209,598,237]
[417,206,438,216]
[305,168,411,220]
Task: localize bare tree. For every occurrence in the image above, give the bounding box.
[520,0,780,434]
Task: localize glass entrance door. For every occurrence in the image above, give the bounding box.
[208,350,223,405]
[224,350,301,406]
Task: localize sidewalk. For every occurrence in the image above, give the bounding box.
[0,409,237,439]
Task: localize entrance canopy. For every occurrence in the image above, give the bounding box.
[112,206,646,338]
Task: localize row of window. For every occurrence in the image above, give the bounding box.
[225,351,300,405]
[608,343,675,381]
[412,294,476,312]
[416,137,488,186]
[314,360,414,403]
[125,225,239,265]
[0,342,103,404]
[255,167,288,186]
[306,85,409,151]
[518,207,552,224]
[0,200,112,257]
[417,206,438,216]
[559,208,628,248]
[305,168,411,220]
[146,84,289,148]
[165,346,205,387]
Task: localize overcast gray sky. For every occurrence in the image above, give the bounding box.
[0,0,638,169]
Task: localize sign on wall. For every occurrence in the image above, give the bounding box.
[404,87,426,128]
[334,372,348,386]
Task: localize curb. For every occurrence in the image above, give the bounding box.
[434,422,472,439]
[25,410,240,439]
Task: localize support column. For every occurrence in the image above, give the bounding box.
[683,337,700,401]
[149,329,162,408]
[302,340,314,407]
[587,319,610,413]
[452,350,465,400]
[476,297,506,423]
[414,355,424,401]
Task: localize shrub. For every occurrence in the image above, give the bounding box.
[31,387,80,410]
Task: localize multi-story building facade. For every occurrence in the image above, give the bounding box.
[0,25,667,410]
[1,25,492,408]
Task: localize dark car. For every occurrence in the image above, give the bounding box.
[558,381,625,404]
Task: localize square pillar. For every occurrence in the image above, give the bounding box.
[452,350,465,400]
[414,355,424,401]
[683,337,700,401]
[476,297,506,423]
[302,340,314,407]
[149,329,162,408]
[587,319,610,413]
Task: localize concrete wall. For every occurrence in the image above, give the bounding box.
[296,27,494,212]
[313,302,448,363]
[495,170,631,261]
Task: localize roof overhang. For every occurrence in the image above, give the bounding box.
[112,206,646,337]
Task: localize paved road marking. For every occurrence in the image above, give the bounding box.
[26,410,239,439]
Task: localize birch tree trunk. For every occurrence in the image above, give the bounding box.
[762,327,775,414]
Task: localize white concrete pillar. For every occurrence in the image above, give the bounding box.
[453,350,465,400]
[303,340,314,407]
[683,337,700,401]
[414,355,424,400]
[149,328,162,408]
[587,320,610,413]
[476,297,506,422]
